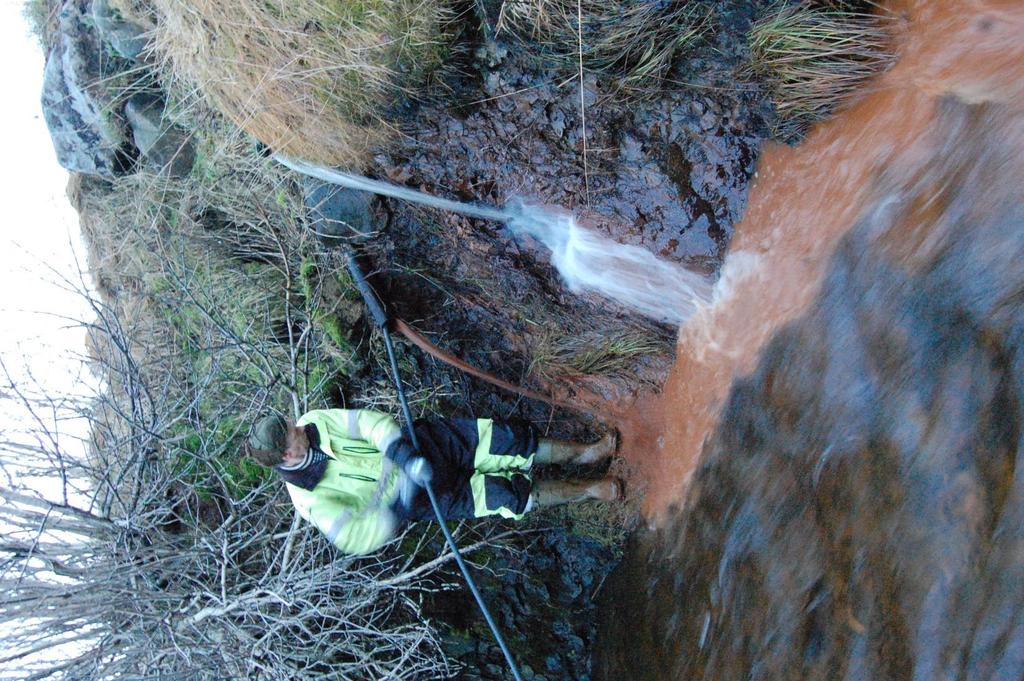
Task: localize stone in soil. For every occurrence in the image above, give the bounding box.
[124,94,196,178]
[41,0,134,177]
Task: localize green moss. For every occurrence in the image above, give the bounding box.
[335,268,360,302]
[275,188,289,209]
[320,316,351,352]
[171,416,274,500]
[299,258,317,303]
[300,359,332,396]
[219,455,274,498]
[300,258,357,365]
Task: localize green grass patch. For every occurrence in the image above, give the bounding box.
[497,0,710,91]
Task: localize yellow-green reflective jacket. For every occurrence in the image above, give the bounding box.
[284,408,404,555]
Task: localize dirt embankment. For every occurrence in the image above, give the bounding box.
[54,0,778,677]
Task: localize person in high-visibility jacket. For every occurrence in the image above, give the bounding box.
[246,409,621,556]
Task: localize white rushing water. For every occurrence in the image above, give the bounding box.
[504,201,712,324]
[277,156,712,324]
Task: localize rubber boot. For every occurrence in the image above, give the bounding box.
[534,431,617,466]
[531,477,622,508]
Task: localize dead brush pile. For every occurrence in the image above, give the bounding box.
[147,0,452,168]
[497,0,709,90]
[750,2,896,134]
[20,108,471,678]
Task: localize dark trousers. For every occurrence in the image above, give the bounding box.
[393,418,538,522]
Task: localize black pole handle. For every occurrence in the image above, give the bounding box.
[339,246,522,681]
[344,249,390,329]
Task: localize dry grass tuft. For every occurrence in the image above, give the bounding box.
[149,0,452,168]
[750,2,896,134]
[530,328,670,382]
[497,0,709,89]
[535,490,640,547]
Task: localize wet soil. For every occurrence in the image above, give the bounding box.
[424,528,618,681]
[361,0,771,420]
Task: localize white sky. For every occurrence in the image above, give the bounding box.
[0,7,98,672]
[0,0,94,436]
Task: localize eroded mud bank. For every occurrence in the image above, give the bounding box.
[596,2,1024,678]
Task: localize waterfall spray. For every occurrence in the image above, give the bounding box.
[278,155,712,324]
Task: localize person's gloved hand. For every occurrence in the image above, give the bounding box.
[385,436,416,469]
[405,457,433,487]
[385,436,432,487]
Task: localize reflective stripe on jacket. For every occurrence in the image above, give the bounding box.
[284,409,404,555]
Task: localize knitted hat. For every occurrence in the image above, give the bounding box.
[249,414,287,453]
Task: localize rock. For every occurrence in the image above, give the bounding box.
[567,633,585,657]
[441,632,476,659]
[619,134,643,163]
[548,109,566,138]
[91,0,148,61]
[41,0,131,177]
[483,72,503,97]
[554,563,583,604]
[483,644,505,665]
[124,94,195,177]
[475,41,508,69]
[302,178,373,245]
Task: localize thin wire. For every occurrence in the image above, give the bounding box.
[577,0,591,208]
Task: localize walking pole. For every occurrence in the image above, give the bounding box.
[343,250,525,681]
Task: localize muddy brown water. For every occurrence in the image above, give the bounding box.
[598,1,1024,679]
